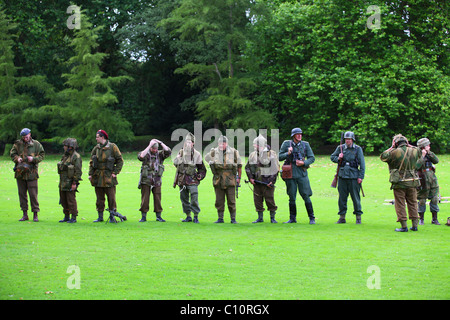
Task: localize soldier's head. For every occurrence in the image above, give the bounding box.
[291,128,302,142]
[20,128,31,143]
[63,138,78,152]
[253,134,267,153]
[393,134,408,147]
[184,133,195,150]
[150,141,159,154]
[218,135,228,151]
[344,131,355,147]
[96,130,108,144]
[417,138,431,150]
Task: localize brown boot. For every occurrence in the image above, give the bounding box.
[33,212,39,222]
[431,212,441,225]
[19,211,29,221]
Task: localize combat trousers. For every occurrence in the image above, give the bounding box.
[393,188,418,221]
[95,186,117,212]
[16,179,39,213]
[214,186,236,219]
[180,185,200,216]
[60,190,78,216]
[253,183,277,212]
[140,184,162,213]
[285,177,313,206]
[337,178,362,215]
[417,187,439,213]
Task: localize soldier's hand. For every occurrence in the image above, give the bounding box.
[296,160,304,167]
[250,178,255,185]
[112,173,117,179]
[357,178,363,184]
[421,149,427,157]
[71,183,77,191]
[17,157,23,163]
[338,153,344,159]
[288,147,293,154]
[88,175,92,181]
[27,156,33,162]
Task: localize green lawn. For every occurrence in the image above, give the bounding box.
[0,153,448,300]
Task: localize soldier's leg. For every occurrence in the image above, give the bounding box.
[253,184,265,223]
[180,186,192,221]
[105,186,117,211]
[214,186,225,222]
[188,185,200,223]
[264,186,278,223]
[59,190,70,222]
[153,186,165,222]
[17,179,29,220]
[140,185,150,219]
[225,187,237,223]
[349,179,363,223]
[429,188,440,225]
[417,188,427,225]
[393,189,408,231]
[298,178,315,224]
[284,179,297,223]
[66,191,78,223]
[337,178,349,223]
[94,187,106,222]
[27,180,40,220]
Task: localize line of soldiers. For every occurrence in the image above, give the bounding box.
[9,128,443,229]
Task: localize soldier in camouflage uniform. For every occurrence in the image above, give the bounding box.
[57,138,82,223]
[330,131,365,224]
[245,134,279,223]
[89,130,125,222]
[173,133,207,223]
[416,138,441,225]
[380,134,421,232]
[205,135,242,224]
[279,128,316,224]
[10,128,45,222]
[138,138,171,222]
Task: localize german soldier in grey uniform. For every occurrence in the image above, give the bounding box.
[138,138,171,222]
[416,138,441,225]
[279,128,316,224]
[10,128,45,222]
[173,133,207,223]
[245,134,279,223]
[330,131,365,224]
[58,138,82,223]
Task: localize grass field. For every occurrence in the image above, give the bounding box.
[0,152,448,300]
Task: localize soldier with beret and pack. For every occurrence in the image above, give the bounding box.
[245,134,279,223]
[138,138,171,222]
[279,128,316,224]
[330,131,365,224]
[380,134,421,232]
[10,128,45,222]
[58,138,82,223]
[416,138,441,225]
[89,130,125,223]
[205,135,242,224]
[173,133,207,223]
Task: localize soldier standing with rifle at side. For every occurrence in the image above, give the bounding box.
[58,138,82,223]
[245,134,279,223]
[416,138,441,225]
[330,131,365,224]
[279,128,316,224]
[10,128,45,222]
[89,130,126,223]
[173,133,207,223]
[137,138,171,222]
[205,135,242,224]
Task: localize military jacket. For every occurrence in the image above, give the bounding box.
[58,151,82,191]
[279,139,315,178]
[10,139,45,180]
[138,149,171,187]
[245,147,279,185]
[89,141,123,188]
[205,146,242,189]
[380,145,420,189]
[173,148,206,186]
[330,143,365,180]
[416,152,439,190]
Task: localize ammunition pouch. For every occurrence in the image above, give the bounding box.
[92,155,98,169]
[106,156,115,172]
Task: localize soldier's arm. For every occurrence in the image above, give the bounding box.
[358,147,365,180]
[196,162,207,181]
[113,145,124,175]
[31,142,45,164]
[278,141,289,161]
[303,142,315,167]
[10,143,20,163]
[428,151,439,164]
[74,155,82,182]
[330,146,341,163]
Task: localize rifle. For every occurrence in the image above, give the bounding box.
[245,180,275,188]
[105,208,127,223]
[236,173,241,199]
[331,132,344,188]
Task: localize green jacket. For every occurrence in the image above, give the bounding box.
[58,150,82,191]
[173,148,206,186]
[416,151,439,190]
[330,143,365,180]
[279,139,315,178]
[138,148,171,187]
[89,141,123,188]
[380,144,420,189]
[205,146,242,189]
[10,138,45,180]
[245,147,279,185]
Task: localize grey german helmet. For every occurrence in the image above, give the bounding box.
[344,131,355,141]
[417,138,430,149]
[291,128,303,137]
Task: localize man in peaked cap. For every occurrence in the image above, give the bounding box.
[416,138,441,225]
[173,132,207,223]
[10,128,45,222]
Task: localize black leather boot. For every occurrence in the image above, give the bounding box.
[93,211,103,222]
[284,204,297,223]
[253,211,264,223]
[305,202,315,224]
[59,214,70,222]
[270,211,277,223]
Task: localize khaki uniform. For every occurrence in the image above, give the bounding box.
[174,147,207,220]
[58,149,82,220]
[10,139,45,218]
[89,141,123,216]
[138,148,171,220]
[205,145,242,222]
[380,142,421,228]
